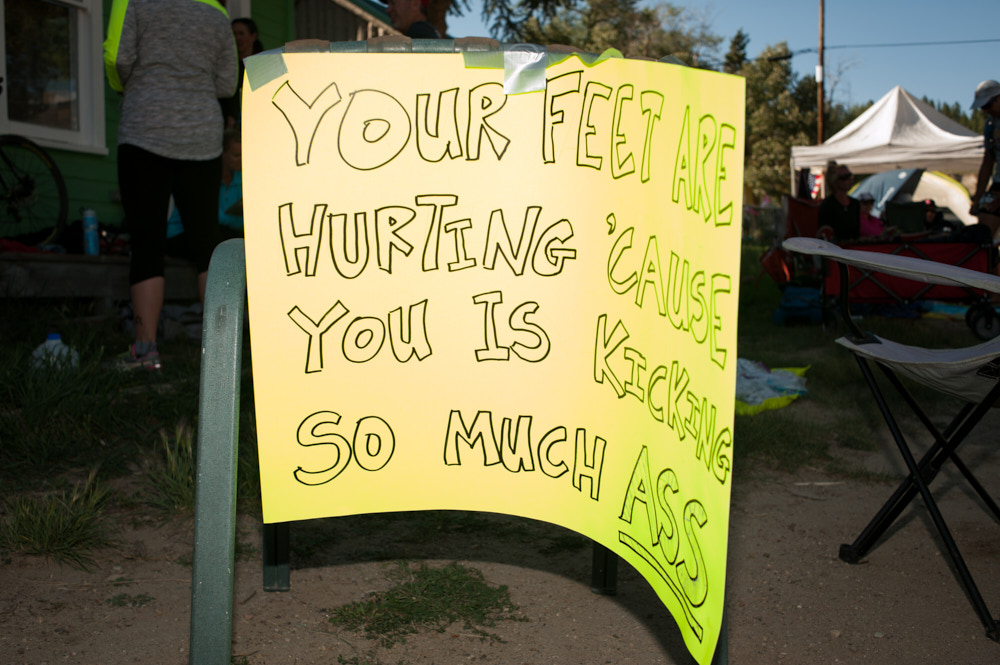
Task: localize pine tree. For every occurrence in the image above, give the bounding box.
[723,29,749,75]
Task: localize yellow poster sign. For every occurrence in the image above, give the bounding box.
[242,49,743,665]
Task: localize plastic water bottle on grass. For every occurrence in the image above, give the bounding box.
[30,333,79,370]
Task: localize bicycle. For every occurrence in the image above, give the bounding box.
[0,134,68,245]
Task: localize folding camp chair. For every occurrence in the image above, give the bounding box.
[763,195,829,285]
[783,237,1000,643]
[759,195,830,288]
[784,194,823,239]
[824,238,999,339]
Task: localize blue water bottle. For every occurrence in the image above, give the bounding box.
[82,208,99,256]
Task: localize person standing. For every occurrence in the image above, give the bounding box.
[223,17,265,128]
[104,0,238,370]
[384,0,441,38]
[970,79,1000,236]
[232,17,264,60]
[818,161,860,242]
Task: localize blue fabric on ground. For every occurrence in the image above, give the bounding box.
[773,285,823,325]
[735,359,809,415]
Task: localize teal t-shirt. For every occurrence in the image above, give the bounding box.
[167,171,242,238]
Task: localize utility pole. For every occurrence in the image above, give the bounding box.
[817,0,825,144]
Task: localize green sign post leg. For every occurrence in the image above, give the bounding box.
[189,239,247,665]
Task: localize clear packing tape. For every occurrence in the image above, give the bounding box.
[243,40,626,95]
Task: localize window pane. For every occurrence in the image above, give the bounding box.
[4,0,79,131]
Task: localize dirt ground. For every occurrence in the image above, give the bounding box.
[2,409,999,665]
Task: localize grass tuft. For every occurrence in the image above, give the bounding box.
[329,561,525,647]
[105,592,154,607]
[145,421,197,514]
[0,470,111,569]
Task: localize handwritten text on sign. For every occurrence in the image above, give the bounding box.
[242,51,744,665]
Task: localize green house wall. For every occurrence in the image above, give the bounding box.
[46,0,295,231]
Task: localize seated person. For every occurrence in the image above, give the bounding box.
[921,198,993,243]
[923,198,948,234]
[857,192,885,237]
[166,129,243,259]
[818,161,860,242]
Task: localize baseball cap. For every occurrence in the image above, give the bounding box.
[971,80,1000,110]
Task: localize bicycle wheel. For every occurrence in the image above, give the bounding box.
[0,134,68,245]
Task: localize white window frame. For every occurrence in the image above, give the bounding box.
[0,0,106,154]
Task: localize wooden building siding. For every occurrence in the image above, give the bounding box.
[247,0,297,52]
[295,0,395,42]
[14,0,388,235]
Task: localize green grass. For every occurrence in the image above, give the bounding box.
[105,592,154,607]
[0,470,112,569]
[0,299,206,484]
[145,421,198,513]
[329,561,525,648]
[0,297,259,566]
[0,245,980,570]
[235,538,259,562]
[734,241,971,474]
[0,341,132,476]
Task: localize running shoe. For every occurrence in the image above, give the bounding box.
[116,345,162,371]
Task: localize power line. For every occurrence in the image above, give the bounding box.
[792,37,1000,56]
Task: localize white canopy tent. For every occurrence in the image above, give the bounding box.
[790,86,984,182]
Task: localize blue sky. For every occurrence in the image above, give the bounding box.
[447,0,997,109]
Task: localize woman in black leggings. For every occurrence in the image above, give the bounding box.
[104,0,238,370]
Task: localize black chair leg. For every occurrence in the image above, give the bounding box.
[839,436,952,563]
[843,358,999,639]
[950,453,1000,521]
[840,357,945,561]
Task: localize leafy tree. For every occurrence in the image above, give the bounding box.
[474,0,578,40]
[739,42,813,201]
[733,38,870,201]
[431,0,577,40]
[647,3,720,67]
[723,29,748,75]
[436,5,886,204]
[799,72,871,140]
[789,70,817,135]
[509,0,720,64]
[824,100,872,138]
